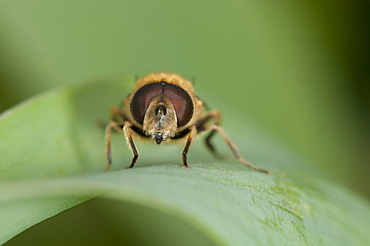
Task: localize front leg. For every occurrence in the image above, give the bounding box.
[181,126,197,168]
[123,121,140,168]
[105,106,130,171]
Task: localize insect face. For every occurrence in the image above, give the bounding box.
[142,93,178,144]
[105,72,269,174]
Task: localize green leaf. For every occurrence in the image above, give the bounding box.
[0,78,369,245]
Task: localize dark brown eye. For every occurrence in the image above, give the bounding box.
[130,82,193,126]
[130,83,163,124]
[164,84,193,126]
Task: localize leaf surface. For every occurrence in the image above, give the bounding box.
[0,79,369,245]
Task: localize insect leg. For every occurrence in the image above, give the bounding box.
[110,106,129,122]
[105,106,129,171]
[203,124,269,174]
[181,126,197,168]
[195,109,222,158]
[105,120,124,171]
[123,121,140,168]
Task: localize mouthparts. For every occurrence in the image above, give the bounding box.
[153,132,164,145]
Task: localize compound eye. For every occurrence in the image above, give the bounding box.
[164,84,193,127]
[130,83,162,125]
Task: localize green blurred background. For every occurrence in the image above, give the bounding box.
[0,0,368,199]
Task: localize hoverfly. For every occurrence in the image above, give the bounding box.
[105,72,268,174]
